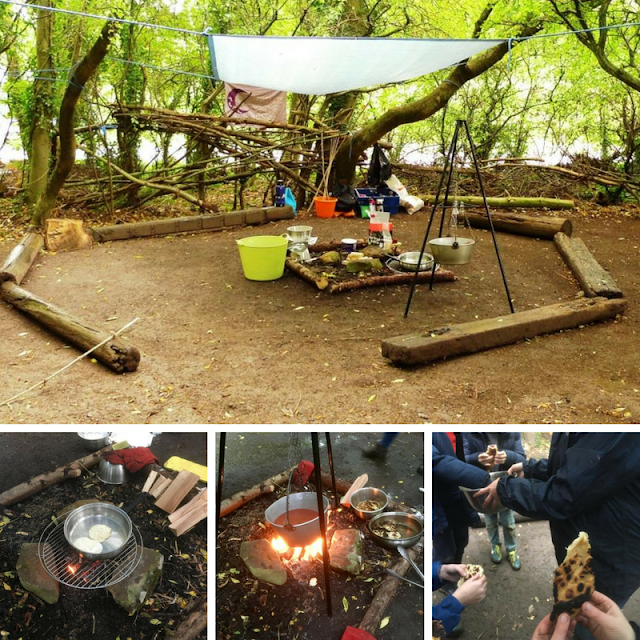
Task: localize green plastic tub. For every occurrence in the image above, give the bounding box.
[236,235,289,281]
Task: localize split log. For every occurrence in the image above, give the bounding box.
[168,489,208,524]
[382,297,627,366]
[0,444,113,506]
[0,233,44,285]
[554,233,623,299]
[141,470,158,494]
[169,499,208,536]
[285,258,329,290]
[359,539,424,634]
[168,598,207,640]
[326,268,455,294]
[0,281,140,373]
[421,194,575,210]
[464,210,573,239]
[155,470,201,514]
[149,476,172,498]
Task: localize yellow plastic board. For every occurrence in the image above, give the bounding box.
[164,456,207,483]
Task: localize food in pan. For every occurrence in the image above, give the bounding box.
[74,537,103,554]
[89,524,112,542]
[355,499,383,512]
[372,521,403,539]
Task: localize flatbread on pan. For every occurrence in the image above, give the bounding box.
[457,564,484,587]
[551,531,595,621]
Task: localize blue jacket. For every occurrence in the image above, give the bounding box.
[496,433,640,606]
[463,433,526,471]
[432,561,465,636]
[433,433,490,534]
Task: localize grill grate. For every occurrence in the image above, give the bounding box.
[38,518,143,589]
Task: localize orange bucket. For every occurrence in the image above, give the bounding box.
[314,196,338,218]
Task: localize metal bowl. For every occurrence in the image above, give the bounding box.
[397,251,434,272]
[368,512,424,550]
[96,459,131,485]
[284,225,313,243]
[77,432,110,451]
[63,502,132,560]
[350,487,388,520]
[428,237,475,265]
[459,470,508,514]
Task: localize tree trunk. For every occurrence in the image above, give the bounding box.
[32,20,118,226]
[334,20,542,183]
[421,195,574,210]
[0,232,43,284]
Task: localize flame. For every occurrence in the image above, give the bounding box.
[67,565,76,575]
[271,536,289,553]
[270,536,323,562]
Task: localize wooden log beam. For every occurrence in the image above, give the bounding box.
[285,258,329,290]
[0,281,140,373]
[0,233,44,284]
[554,233,623,299]
[0,444,113,506]
[382,297,627,366]
[464,210,573,239]
[358,539,424,634]
[420,194,575,210]
[326,268,455,294]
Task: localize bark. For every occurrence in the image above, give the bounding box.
[334,19,542,183]
[28,1,53,206]
[285,258,330,290]
[326,268,456,294]
[169,598,207,640]
[0,444,113,506]
[0,232,43,284]
[463,210,573,239]
[219,483,275,518]
[420,195,575,210]
[32,20,117,226]
[0,281,140,372]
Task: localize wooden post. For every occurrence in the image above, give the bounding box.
[0,444,113,506]
[464,210,573,239]
[554,233,623,298]
[0,281,140,373]
[0,233,44,284]
[382,297,627,366]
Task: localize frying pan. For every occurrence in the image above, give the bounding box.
[63,496,144,560]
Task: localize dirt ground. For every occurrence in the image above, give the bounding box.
[1,205,639,424]
[432,518,640,639]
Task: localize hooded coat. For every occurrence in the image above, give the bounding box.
[463,432,526,471]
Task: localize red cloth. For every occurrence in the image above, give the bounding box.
[341,627,376,640]
[447,432,457,452]
[104,448,159,473]
[291,460,314,485]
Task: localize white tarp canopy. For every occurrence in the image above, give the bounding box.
[207,34,505,95]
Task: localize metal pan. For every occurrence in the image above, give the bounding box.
[63,497,143,560]
[368,512,423,550]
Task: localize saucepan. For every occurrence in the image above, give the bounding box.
[265,492,330,548]
[63,496,143,560]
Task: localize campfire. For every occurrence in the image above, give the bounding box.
[271,535,324,563]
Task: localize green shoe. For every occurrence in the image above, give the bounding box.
[508,550,521,570]
[491,544,502,564]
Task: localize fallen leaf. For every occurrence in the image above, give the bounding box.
[528,605,534,614]
[2,583,10,591]
[380,616,390,629]
[368,394,376,403]
[150,619,161,625]
[343,596,348,612]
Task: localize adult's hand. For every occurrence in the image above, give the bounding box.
[451,574,487,607]
[532,613,577,640]
[495,450,507,464]
[439,564,466,583]
[508,462,524,478]
[474,479,500,510]
[574,591,636,640]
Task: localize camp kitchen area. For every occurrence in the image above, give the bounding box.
[0,432,207,640]
[216,432,424,640]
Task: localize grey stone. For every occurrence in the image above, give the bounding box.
[244,209,266,225]
[239,539,287,585]
[108,547,163,613]
[16,543,59,604]
[224,211,245,227]
[329,529,363,575]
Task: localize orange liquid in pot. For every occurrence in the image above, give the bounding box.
[274,508,319,526]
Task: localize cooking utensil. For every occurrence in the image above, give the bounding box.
[63,496,144,560]
[459,470,508,514]
[397,544,425,582]
[77,432,110,451]
[428,236,475,265]
[384,567,425,589]
[96,459,132,485]
[368,512,423,550]
[283,225,313,243]
[349,487,388,520]
[265,492,330,548]
[397,251,434,272]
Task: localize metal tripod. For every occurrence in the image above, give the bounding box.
[216,433,337,616]
[404,119,515,317]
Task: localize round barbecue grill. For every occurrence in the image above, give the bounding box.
[38,516,143,589]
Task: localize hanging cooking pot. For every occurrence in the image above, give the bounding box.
[428,236,475,265]
[265,492,330,548]
[63,496,143,561]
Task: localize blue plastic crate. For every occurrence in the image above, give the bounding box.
[355,188,401,215]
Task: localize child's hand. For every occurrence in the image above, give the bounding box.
[574,591,636,640]
[439,564,466,582]
[532,613,576,640]
[452,574,487,606]
[495,450,507,464]
[478,452,493,465]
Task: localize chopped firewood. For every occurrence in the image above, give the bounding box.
[169,500,207,537]
[141,470,158,494]
[169,489,208,524]
[155,470,200,514]
[149,476,172,498]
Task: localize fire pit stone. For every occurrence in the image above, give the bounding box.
[329,529,363,575]
[240,539,287,585]
[107,546,164,613]
[16,543,59,604]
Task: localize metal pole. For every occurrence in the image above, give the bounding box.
[216,432,226,538]
[462,119,515,313]
[404,119,461,316]
[311,433,332,616]
[325,432,338,509]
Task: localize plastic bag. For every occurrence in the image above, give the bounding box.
[385,174,424,215]
[367,143,392,187]
[284,187,297,214]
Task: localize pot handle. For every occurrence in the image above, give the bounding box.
[122,494,145,514]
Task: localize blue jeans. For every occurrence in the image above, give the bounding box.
[379,432,398,448]
[485,509,517,552]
